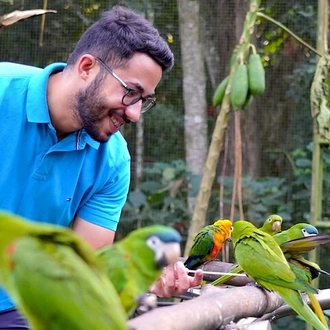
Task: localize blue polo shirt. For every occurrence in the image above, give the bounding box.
[0,62,131,311]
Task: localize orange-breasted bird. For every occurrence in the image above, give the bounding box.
[184,219,232,269]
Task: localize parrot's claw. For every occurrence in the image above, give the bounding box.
[246,281,269,291]
[134,293,158,315]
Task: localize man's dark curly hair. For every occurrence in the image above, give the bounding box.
[67,5,174,73]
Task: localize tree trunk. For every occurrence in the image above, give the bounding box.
[177,0,208,214]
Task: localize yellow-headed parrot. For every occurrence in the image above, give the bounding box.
[183,219,232,270]
[231,220,327,330]
[0,211,128,330]
[96,225,182,316]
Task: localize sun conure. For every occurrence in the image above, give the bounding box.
[0,211,128,330]
[96,225,182,316]
[211,214,283,286]
[231,220,327,330]
[183,219,232,270]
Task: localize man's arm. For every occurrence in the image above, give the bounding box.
[72,216,115,249]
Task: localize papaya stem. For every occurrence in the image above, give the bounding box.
[257,12,322,57]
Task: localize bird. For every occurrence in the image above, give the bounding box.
[211,214,283,286]
[273,223,330,327]
[258,214,283,235]
[231,220,327,330]
[183,219,232,270]
[96,225,182,316]
[0,211,128,330]
[274,223,330,254]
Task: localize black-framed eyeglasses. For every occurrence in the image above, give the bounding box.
[94,57,156,114]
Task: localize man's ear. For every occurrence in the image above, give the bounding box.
[77,54,97,80]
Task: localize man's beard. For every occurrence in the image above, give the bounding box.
[74,74,112,143]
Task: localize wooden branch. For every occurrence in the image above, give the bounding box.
[128,285,284,330]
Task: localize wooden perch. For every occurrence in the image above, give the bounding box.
[180,258,252,286]
[128,285,284,330]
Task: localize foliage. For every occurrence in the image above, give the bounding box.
[117,160,192,242]
[220,175,291,224]
[125,103,185,165]
[257,1,317,64]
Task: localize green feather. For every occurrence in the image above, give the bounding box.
[232,220,327,330]
[97,225,181,316]
[0,211,128,330]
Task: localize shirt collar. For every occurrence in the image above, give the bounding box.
[26,63,100,150]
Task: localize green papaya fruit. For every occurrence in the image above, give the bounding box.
[213,76,229,106]
[248,53,265,96]
[230,64,249,110]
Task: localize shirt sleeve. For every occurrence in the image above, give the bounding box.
[77,157,131,231]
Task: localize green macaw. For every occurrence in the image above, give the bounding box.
[273,223,330,327]
[183,219,232,270]
[231,220,327,330]
[275,224,330,254]
[273,223,330,279]
[96,225,182,316]
[0,211,128,330]
[273,222,318,244]
[211,215,282,286]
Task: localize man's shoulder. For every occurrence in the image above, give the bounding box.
[101,132,130,163]
[0,62,41,78]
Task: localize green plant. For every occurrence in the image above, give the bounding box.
[117,160,193,241]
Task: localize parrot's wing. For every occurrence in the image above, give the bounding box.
[184,228,214,268]
[97,245,128,295]
[281,234,330,253]
[190,227,214,255]
[235,235,299,287]
[11,236,128,330]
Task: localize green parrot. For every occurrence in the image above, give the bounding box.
[211,215,283,286]
[273,222,318,245]
[273,223,330,327]
[183,219,232,270]
[273,223,330,279]
[231,220,327,330]
[258,214,283,235]
[0,211,128,330]
[96,225,182,316]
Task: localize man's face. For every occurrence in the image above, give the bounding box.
[74,53,163,143]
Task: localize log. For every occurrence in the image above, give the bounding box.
[128,284,284,330]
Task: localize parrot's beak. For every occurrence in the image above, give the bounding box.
[272,220,281,233]
[156,242,181,268]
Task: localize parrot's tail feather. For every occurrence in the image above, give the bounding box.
[307,292,328,327]
[276,287,328,330]
[318,268,330,277]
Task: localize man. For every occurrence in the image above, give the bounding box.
[0,5,202,329]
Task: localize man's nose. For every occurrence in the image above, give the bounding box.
[124,101,142,123]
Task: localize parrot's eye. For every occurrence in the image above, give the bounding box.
[146,236,162,250]
[267,218,272,222]
[301,228,317,237]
